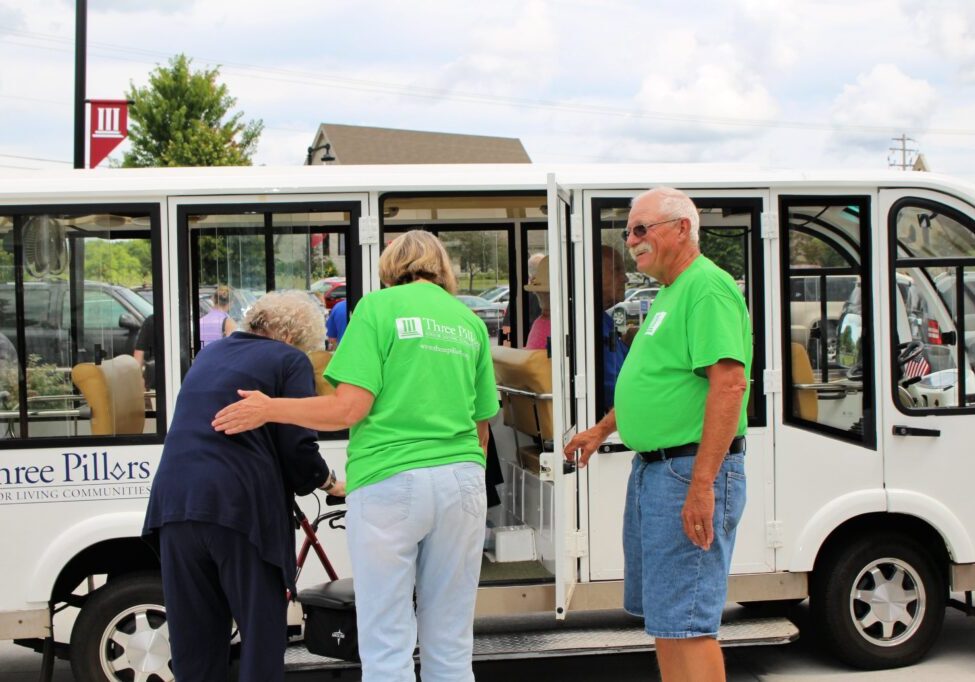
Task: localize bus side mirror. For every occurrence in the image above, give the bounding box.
[940,330,957,346]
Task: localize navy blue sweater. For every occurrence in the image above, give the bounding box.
[143,332,329,589]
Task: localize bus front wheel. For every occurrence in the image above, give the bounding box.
[69,571,172,682]
[810,534,945,669]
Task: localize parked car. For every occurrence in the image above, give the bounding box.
[310,277,347,310]
[456,295,505,334]
[610,287,660,328]
[479,285,510,304]
[0,279,152,366]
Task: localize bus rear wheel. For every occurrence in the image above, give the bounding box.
[810,534,945,669]
[69,571,172,682]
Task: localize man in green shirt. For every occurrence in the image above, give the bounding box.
[564,188,751,682]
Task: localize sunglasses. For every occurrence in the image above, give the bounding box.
[622,217,680,241]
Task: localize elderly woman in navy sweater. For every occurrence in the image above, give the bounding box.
[143,291,343,682]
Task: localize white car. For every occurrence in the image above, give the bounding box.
[610,287,659,328]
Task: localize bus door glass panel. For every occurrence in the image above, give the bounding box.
[892,204,975,410]
[186,205,356,439]
[1,211,156,441]
[190,213,266,351]
[782,201,872,442]
[592,199,765,423]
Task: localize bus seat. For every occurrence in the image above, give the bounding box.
[791,324,810,348]
[71,355,146,435]
[791,342,818,422]
[308,350,335,396]
[490,346,553,443]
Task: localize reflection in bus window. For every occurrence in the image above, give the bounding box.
[892,204,975,410]
[0,211,159,441]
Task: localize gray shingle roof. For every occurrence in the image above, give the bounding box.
[308,123,531,165]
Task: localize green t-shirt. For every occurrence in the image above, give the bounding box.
[324,282,499,493]
[614,256,752,452]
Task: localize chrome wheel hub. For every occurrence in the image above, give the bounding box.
[850,557,925,647]
[98,604,173,681]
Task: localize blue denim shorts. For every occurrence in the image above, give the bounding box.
[622,450,746,639]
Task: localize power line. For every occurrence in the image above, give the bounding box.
[5,26,975,138]
[0,152,71,164]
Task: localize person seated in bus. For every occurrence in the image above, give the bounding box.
[199,284,237,347]
[213,230,497,682]
[132,313,155,390]
[601,245,629,408]
[500,252,544,346]
[143,291,342,682]
[524,256,551,350]
[325,298,348,350]
[565,188,750,682]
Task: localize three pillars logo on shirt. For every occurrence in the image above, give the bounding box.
[645,311,667,336]
[396,317,424,339]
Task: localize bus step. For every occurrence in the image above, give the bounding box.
[283,616,798,671]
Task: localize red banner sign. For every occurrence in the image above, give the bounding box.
[88,100,129,168]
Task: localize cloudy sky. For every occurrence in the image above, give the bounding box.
[1,0,974,177]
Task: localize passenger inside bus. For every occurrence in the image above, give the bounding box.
[523,256,551,351]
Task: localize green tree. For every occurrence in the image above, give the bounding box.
[122,54,263,167]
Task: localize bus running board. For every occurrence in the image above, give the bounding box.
[283,616,798,671]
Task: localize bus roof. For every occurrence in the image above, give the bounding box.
[0,164,973,203]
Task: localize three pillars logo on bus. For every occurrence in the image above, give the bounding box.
[0,451,153,504]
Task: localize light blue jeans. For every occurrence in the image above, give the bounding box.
[346,462,486,682]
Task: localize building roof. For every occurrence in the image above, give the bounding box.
[307,123,531,165]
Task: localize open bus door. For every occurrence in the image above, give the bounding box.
[546,174,582,618]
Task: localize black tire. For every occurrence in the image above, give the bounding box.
[69,571,172,682]
[810,534,945,670]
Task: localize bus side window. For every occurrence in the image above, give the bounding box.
[892,203,975,411]
[0,210,162,444]
[781,198,873,443]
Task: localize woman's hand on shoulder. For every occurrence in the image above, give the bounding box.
[212,389,272,434]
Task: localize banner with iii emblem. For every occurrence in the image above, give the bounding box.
[88,99,130,168]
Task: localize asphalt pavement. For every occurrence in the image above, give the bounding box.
[3,602,973,681]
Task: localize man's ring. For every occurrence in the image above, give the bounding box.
[694,524,703,531]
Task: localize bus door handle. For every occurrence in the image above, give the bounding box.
[892,425,941,438]
[598,443,631,454]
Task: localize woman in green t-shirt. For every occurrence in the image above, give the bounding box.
[214,230,499,682]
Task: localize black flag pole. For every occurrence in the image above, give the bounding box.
[73,0,87,169]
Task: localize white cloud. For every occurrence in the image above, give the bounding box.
[829,64,937,153]
[626,30,779,143]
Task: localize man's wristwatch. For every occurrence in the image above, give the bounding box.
[321,470,337,493]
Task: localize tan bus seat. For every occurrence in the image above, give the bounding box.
[72,355,146,435]
[490,346,553,442]
[308,350,336,396]
[791,342,818,422]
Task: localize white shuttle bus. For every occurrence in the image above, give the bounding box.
[1,165,973,680]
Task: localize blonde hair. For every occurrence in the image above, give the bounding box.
[212,284,232,307]
[243,291,325,353]
[379,230,458,293]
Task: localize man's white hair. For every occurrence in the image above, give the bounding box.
[631,187,701,245]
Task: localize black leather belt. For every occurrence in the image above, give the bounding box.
[639,436,745,464]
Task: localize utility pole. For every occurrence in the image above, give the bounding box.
[73,0,87,169]
[888,134,919,170]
